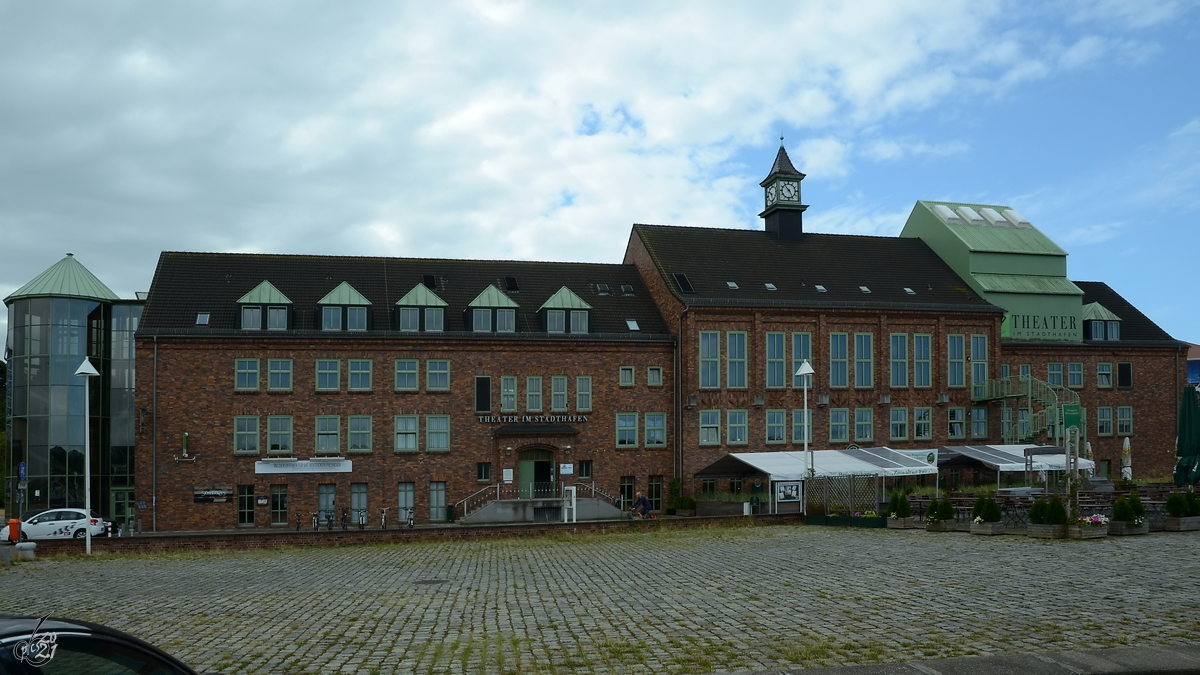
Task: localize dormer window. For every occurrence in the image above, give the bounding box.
[570,310,588,333]
[399,307,419,331]
[268,306,288,330]
[318,282,371,331]
[473,308,492,332]
[425,308,444,332]
[237,280,293,330]
[539,286,591,335]
[467,285,520,334]
[546,310,565,333]
[497,308,516,332]
[242,306,262,330]
[322,307,342,330]
[396,282,448,332]
[1082,303,1121,342]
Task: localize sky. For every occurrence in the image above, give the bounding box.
[2,0,1198,349]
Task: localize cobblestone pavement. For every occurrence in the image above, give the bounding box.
[5,524,1200,674]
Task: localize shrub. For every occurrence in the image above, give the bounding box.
[1029,498,1048,525]
[888,492,911,519]
[972,496,986,521]
[1047,495,1068,525]
[1166,491,1189,518]
[1128,491,1146,520]
[1187,490,1200,517]
[980,498,1002,523]
[936,497,956,522]
[1112,497,1133,523]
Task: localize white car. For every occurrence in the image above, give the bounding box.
[0,508,107,541]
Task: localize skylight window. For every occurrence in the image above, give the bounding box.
[422,275,437,290]
[932,204,960,221]
[955,206,984,223]
[1002,209,1031,228]
[626,319,640,331]
[672,273,696,294]
[815,285,827,293]
[764,283,777,291]
[196,313,210,325]
[596,283,611,296]
[726,281,739,290]
[620,284,635,296]
[903,287,916,295]
[979,208,1010,226]
[859,286,871,294]
[504,276,520,292]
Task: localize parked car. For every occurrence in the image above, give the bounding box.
[0,614,207,674]
[0,509,107,542]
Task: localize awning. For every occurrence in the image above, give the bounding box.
[939,445,1095,472]
[694,448,938,482]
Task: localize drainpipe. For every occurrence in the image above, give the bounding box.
[676,304,690,487]
[152,335,158,532]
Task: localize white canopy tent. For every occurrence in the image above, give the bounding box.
[939,445,1096,473]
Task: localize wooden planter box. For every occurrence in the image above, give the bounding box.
[695,501,749,518]
[1165,516,1200,532]
[970,521,1005,536]
[850,516,886,528]
[1026,524,1066,539]
[1108,521,1148,536]
[925,521,950,532]
[887,517,918,529]
[1067,524,1108,539]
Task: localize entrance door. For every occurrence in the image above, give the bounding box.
[318,484,336,524]
[517,449,554,498]
[109,489,135,533]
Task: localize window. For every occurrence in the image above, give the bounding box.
[475,376,492,412]
[318,484,336,523]
[348,359,372,391]
[316,359,340,391]
[427,360,450,390]
[473,308,492,332]
[546,309,565,333]
[551,376,567,411]
[854,333,873,388]
[1091,321,1105,340]
[351,483,368,523]
[792,332,812,388]
[647,366,663,387]
[1001,364,1010,378]
[1117,362,1133,388]
[766,410,785,443]
[617,413,638,447]
[890,334,908,388]
[648,476,663,512]
[947,335,965,387]
[234,416,259,454]
[948,407,965,439]
[1097,362,1113,388]
[766,332,785,388]
[913,334,931,388]
[1097,407,1113,436]
[620,476,635,507]
[526,376,542,411]
[270,485,289,525]
[235,358,259,391]
[1002,407,1013,439]
[322,306,341,330]
[1117,406,1133,435]
[242,306,261,330]
[570,310,588,333]
[347,306,367,331]
[829,409,849,443]
[399,307,419,331]
[890,408,908,440]
[619,366,635,387]
[576,376,592,411]
[970,335,987,398]
[914,407,932,440]
[1107,321,1120,340]
[348,415,372,452]
[700,410,720,444]
[700,331,720,388]
[395,359,418,390]
[394,415,417,452]
[1018,407,1031,439]
[501,376,517,411]
[646,413,666,446]
[699,478,717,494]
[497,308,515,332]
[727,332,747,388]
[397,482,414,518]
[971,407,987,438]
[792,409,811,444]
[829,333,848,388]
[316,416,340,453]
[1068,362,1083,388]
[729,478,744,494]
[268,359,292,391]
[267,416,292,454]
[426,415,450,451]
[855,408,873,442]
[424,307,444,332]
[1047,362,1063,387]
[268,306,288,330]
[430,482,447,521]
[477,462,492,482]
[238,485,255,526]
[577,460,592,480]
[727,410,747,444]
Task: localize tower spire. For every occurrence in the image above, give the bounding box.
[759,144,808,240]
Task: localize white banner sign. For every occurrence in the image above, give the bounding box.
[255,458,353,474]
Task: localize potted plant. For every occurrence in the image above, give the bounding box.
[1026,496,1066,539]
[1165,490,1200,531]
[668,495,696,518]
[851,509,886,528]
[887,492,916,529]
[1108,496,1147,536]
[970,496,1005,535]
[1067,513,1109,539]
[925,497,954,532]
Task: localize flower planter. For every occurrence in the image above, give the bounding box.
[970,521,1005,536]
[1026,524,1066,539]
[1108,521,1148,536]
[1165,516,1200,532]
[887,517,918,529]
[850,516,886,528]
[925,521,950,533]
[695,501,750,518]
[1067,525,1108,539]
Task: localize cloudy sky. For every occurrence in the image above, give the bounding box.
[2,0,1198,346]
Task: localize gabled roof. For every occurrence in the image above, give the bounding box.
[395,283,447,307]
[5,254,119,303]
[318,281,371,305]
[1081,302,1121,322]
[630,224,999,312]
[237,280,292,305]
[1075,281,1178,344]
[914,201,1066,256]
[468,285,519,308]
[539,286,592,311]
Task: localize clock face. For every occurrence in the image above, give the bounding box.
[765,184,777,206]
[779,181,798,201]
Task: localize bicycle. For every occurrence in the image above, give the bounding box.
[325,512,335,531]
[357,510,366,530]
[340,507,349,531]
[407,507,415,530]
[295,512,302,532]
[380,507,390,530]
[311,512,319,532]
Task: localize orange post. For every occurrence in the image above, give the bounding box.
[7,519,19,543]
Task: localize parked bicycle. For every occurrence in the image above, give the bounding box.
[356,509,366,530]
[407,507,415,530]
[311,512,320,532]
[340,507,349,531]
[380,507,390,530]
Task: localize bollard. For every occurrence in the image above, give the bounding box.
[7,518,19,543]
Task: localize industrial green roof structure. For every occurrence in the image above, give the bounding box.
[4,253,120,303]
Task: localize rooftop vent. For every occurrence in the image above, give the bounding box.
[673,273,695,294]
[596,283,611,296]
[505,276,520,292]
[626,319,640,331]
[195,313,210,326]
[620,284,635,296]
[726,281,739,290]
[764,283,777,291]
[815,285,827,293]
[859,286,871,294]
[422,275,437,290]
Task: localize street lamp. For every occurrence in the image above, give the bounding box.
[794,360,815,515]
[75,357,100,555]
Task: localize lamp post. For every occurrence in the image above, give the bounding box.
[795,360,815,515]
[75,357,100,555]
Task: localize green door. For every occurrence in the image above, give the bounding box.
[518,449,554,498]
[109,489,135,533]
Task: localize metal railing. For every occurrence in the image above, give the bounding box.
[455,481,625,518]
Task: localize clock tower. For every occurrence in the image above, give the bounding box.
[759,142,808,240]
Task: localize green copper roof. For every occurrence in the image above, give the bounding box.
[1082,302,1121,322]
[468,285,519,308]
[917,201,1066,256]
[395,283,448,307]
[237,280,292,304]
[538,286,592,311]
[5,254,119,303]
[318,281,371,305]
[973,273,1082,296]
